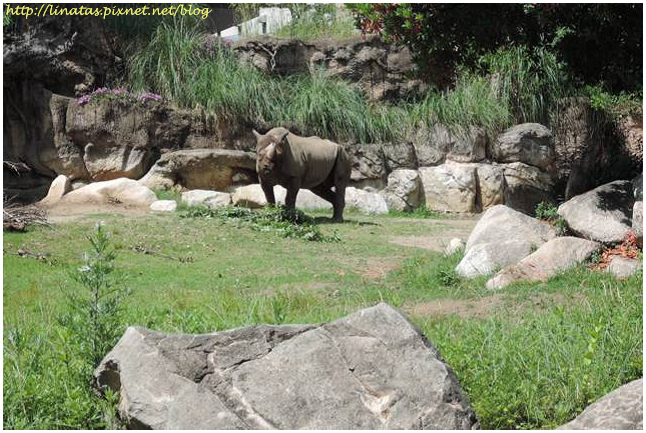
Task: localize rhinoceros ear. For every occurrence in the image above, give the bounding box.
[274,129,289,155]
[252,129,262,140]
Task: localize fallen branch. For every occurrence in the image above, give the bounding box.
[3,197,49,231]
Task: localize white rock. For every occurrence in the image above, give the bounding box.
[606,256,641,279]
[39,174,71,205]
[150,200,177,212]
[380,169,422,212]
[456,205,557,278]
[62,178,157,206]
[418,162,477,213]
[181,190,231,208]
[345,187,389,214]
[232,185,332,210]
[445,238,466,255]
[558,180,634,244]
[486,237,600,289]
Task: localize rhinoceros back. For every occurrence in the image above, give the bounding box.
[281,134,339,188]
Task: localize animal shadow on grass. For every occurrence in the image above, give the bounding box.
[312,216,379,226]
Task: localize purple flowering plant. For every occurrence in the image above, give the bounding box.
[77,87,163,106]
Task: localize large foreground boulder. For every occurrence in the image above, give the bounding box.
[54,178,157,207]
[456,205,557,278]
[557,180,635,244]
[486,237,600,289]
[93,303,479,430]
[557,379,643,430]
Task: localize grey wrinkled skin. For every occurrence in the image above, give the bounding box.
[93,303,480,430]
[253,127,351,222]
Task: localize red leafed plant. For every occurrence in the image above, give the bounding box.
[591,231,641,270]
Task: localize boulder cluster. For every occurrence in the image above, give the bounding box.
[454,174,642,287]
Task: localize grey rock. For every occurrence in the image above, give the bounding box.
[150,200,177,212]
[181,190,231,208]
[469,163,505,211]
[486,237,601,289]
[456,240,537,279]
[139,149,257,192]
[457,205,557,278]
[501,162,555,215]
[347,143,388,189]
[93,303,479,430]
[346,187,389,214]
[558,379,643,430]
[464,205,557,252]
[633,201,643,247]
[380,169,422,212]
[633,173,643,201]
[558,180,635,244]
[410,124,486,165]
[606,256,641,280]
[419,162,477,213]
[382,142,418,172]
[491,123,554,170]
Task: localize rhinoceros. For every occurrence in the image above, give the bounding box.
[253,127,351,221]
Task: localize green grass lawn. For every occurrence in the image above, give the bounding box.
[3,209,642,429]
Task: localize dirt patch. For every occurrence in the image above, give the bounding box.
[354,257,402,280]
[389,218,477,253]
[405,292,583,320]
[41,201,150,224]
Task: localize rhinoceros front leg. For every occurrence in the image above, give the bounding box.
[284,177,301,209]
[260,179,276,206]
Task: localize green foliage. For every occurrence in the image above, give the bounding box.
[582,84,643,118]
[179,205,340,243]
[3,4,12,27]
[411,72,512,136]
[478,46,570,125]
[128,16,205,107]
[387,207,444,219]
[535,202,568,236]
[60,224,131,365]
[535,201,559,221]
[154,188,181,202]
[350,3,642,93]
[3,225,129,429]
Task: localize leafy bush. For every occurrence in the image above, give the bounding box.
[179,205,340,243]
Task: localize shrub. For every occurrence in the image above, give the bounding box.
[179,205,340,243]
[535,201,568,236]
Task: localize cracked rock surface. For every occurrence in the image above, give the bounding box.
[93,303,479,430]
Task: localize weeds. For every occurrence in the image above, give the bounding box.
[535,201,568,236]
[179,205,340,243]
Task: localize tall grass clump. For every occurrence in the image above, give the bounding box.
[128,16,205,107]
[479,45,570,125]
[411,73,512,136]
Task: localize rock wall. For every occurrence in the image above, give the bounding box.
[232,35,427,102]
